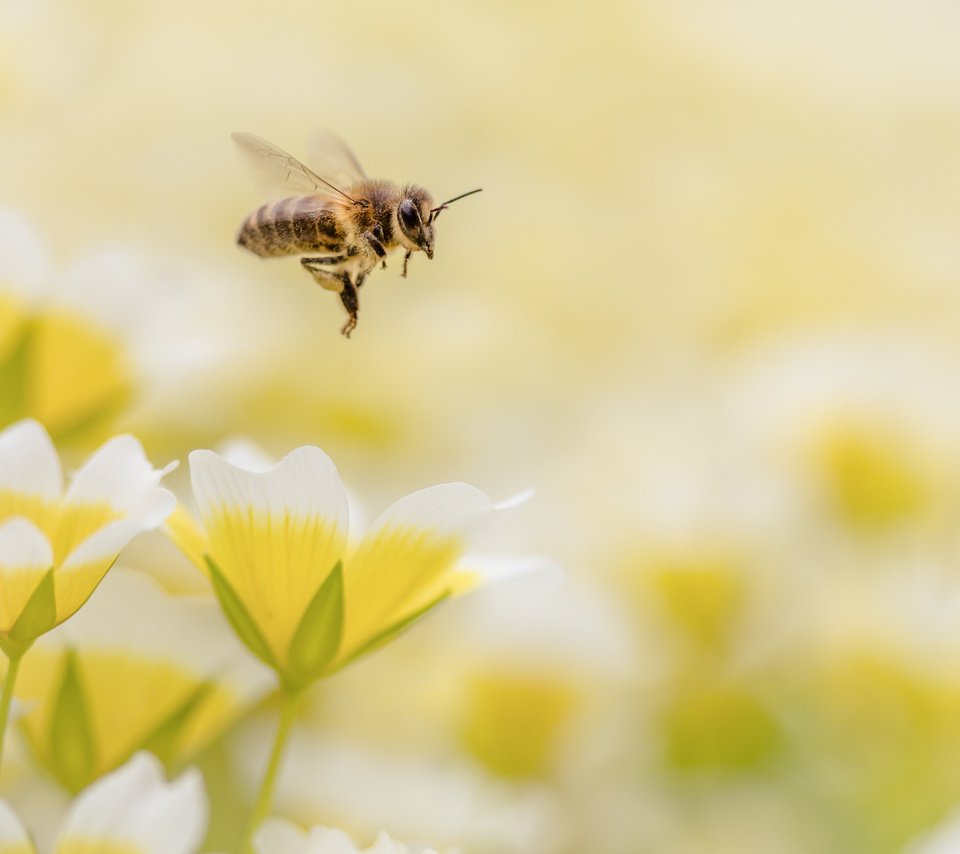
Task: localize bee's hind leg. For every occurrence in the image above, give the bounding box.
[300,260,361,338]
[338,275,360,338]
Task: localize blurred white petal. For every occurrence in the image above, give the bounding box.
[0,420,62,500]
[64,434,176,513]
[55,752,207,854]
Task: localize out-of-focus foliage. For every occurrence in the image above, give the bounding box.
[2,0,960,851]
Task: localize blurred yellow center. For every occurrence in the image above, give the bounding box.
[461,670,577,778]
[30,312,130,441]
[0,843,34,854]
[0,306,131,442]
[816,425,933,531]
[652,555,748,650]
[661,680,782,772]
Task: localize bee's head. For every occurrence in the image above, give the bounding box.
[396,185,483,259]
[397,185,436,259]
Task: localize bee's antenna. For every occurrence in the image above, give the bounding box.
[429,188,482,222]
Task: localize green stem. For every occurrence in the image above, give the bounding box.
[242,688,301,853]
[0,652,23,774]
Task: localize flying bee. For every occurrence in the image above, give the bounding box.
[232,131,482,337]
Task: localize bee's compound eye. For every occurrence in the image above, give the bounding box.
[398,199,420,232]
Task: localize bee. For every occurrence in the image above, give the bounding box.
[232,131,481,337]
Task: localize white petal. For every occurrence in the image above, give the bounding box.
[65,435,176,513]
[0,420,61,500]
[60,489,175,570]
[310,827,366,854]
[0,798,32,850]
[0,207,50,299]
[54,248,156,337]
[56,752,207,854]
[369,832,410,854]
[254,822,414,854]
[56,752,157,840]
[217,437,277,473]
[255,819,356,854]
[0,517,53,570]
[190,446,348,531]
[455,553,562,586]
[907,807,960,854]
[366,483,495,540]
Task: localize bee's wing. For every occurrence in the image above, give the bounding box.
[231,132,357,202]
[307,129,368,188]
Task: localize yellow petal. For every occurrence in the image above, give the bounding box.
[340,523,461,660]
[190,447,349,665]
[163,506,209,573]
[0,517,53,632]
[51,557,116,625]
[49,503,120,566]
[205,507,345,663]
[339,483,498,659]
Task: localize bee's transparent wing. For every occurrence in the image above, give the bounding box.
[231,132,357,202]
[307,129,368,188]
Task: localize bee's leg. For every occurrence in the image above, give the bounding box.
[301,255,348,269]
[339,275,360,338]
[401,250,412,278]
[362,229,387,260]
[301,257,348,292]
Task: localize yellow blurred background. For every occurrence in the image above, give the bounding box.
[3,1,960,851]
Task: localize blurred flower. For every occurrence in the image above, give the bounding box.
[0,419,175,653]
[255,819,449,854]
[14,569,273,792]
[169,445,532,689]
[0,751,206,853]
[0,209,132,446]
[0,207,257,452]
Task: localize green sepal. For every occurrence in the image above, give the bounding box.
[205,555,280,673]
[7,568,57,648]
[284,561,344,690]
[49,649,97,792]
[339,589,451,672]
[138,681,214,765]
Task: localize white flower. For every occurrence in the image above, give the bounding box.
[0,419,175,649]
[255,819,449,854]
[168,445,539,686]
[0,752,206,854]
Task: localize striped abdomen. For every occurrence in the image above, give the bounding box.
[237,196,348,257]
